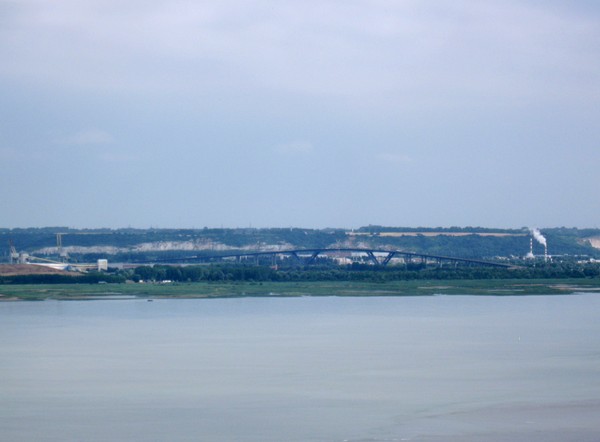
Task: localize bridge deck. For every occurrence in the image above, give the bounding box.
[149,248,514,268]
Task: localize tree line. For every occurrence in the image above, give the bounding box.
[2,261,599,285]
[129,262,600,283]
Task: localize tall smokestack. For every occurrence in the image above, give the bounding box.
[530,238,533,256]
[525,236,534,259]
[531,227,548,260]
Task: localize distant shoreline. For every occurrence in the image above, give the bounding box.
[2,278,600,301]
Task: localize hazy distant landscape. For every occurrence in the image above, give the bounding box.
[3,226,600,263]
[3,226,600,301]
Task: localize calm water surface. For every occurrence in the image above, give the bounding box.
[1,294,600,441]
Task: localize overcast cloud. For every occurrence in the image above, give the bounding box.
[1,1,599,228]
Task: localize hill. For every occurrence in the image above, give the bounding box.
[2,226,600,263]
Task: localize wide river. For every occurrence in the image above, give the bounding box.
[1,294,600,441]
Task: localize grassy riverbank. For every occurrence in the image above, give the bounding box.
[2,278,600,300]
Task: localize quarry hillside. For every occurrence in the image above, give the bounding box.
[2,227,600,263]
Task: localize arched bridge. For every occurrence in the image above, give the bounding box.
[154,248,514,268]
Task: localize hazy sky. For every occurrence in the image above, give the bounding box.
[2,1,599,229]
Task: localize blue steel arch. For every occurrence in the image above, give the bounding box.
[151,248,514,268]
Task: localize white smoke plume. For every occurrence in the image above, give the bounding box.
[530,228,547,247]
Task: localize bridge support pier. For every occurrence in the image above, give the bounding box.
[305,251,321,265]
[366,251,379,265]
[382,252,396,266]
[290,251,303,265]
